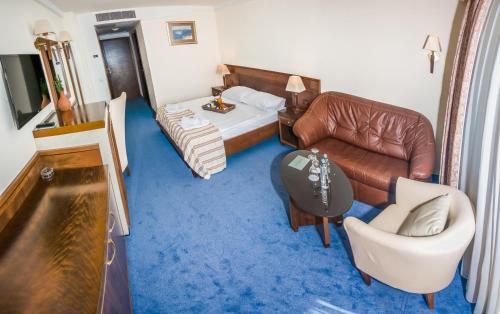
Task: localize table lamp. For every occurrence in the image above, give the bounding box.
[286,75,306,113]
[216,64,231,88]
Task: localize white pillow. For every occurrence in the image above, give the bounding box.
[241,91,286,111]
[397,194,450,237]
[221,86,256,102]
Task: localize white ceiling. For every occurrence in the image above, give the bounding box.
[49,0,229,13]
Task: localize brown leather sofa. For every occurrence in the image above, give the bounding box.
[293,92,435,207]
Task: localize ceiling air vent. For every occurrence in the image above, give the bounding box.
[96,10,136,22]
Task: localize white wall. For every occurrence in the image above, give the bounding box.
[140,7,222,108]
[75,6,222,109]
[215,0,460,133]
[0,0,64,193]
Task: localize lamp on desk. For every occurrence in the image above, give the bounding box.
[286,75,306,113]
[216,64,231,88]
[423,35,442,74]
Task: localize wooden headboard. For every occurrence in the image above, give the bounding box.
[225,65,321,111]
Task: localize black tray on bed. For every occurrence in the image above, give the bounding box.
[202,102,236,114]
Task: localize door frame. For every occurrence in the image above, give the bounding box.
[97,37,116,100]
[130,30,150,106]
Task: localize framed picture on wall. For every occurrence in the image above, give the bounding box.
[167,21,197,46]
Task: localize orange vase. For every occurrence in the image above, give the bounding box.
[58,91,71,111]
[40,94,50,109]
[61,110,74,125]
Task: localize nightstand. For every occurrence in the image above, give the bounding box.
[211,86,226,96]
[278,109,303,148]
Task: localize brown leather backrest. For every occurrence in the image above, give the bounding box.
[311,92,433,161]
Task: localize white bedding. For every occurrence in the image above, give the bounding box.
[163,96,280,140]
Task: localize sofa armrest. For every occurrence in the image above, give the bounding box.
[344,216,468,294]
[409,117,435,181]
[293,110,330,148]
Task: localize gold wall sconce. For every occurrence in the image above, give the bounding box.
[423,35,442,74]
[58,31,72,57]
[33,19,55,38]
[32,20,84,107]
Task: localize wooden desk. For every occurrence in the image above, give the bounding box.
[0,166,131,313]
[33,102,106,138]
[32,102,131,234]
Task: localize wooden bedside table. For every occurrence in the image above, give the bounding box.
[211,86,226,96]
[278,109,303,148]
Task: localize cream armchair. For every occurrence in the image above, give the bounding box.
[344,177,475,309]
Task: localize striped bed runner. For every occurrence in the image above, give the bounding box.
[156,106,226,179]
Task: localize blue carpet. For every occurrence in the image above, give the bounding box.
[124,98,472,314]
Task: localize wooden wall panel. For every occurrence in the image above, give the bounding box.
[225,64,321,110]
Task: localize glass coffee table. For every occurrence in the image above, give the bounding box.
[280,150,353,247]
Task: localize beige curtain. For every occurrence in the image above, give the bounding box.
[439,0,493,187]
[459,1,499,313]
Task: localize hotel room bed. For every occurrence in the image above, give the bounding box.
[156,65,321,178]
[161,96,280,141]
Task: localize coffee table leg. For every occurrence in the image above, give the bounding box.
[289,200,299,232]
[321,217,330,248]
[333,215,344,227]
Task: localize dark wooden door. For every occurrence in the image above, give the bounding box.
[101,38,140,99]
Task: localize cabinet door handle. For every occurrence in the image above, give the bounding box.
[106,239,116,265]
[108,213,116,233]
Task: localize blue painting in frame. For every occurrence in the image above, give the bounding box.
[167,21,197,45]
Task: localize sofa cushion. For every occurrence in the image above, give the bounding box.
[397,194,450,237]
[313,138,409,191]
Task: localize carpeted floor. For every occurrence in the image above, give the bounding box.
[124,98,472,314]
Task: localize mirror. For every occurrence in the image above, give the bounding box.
[63,43,84,106]
[35,37,84,114]
[50,46,72,102]
[35,37,83,117]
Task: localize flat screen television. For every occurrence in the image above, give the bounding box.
[0,54,50,129]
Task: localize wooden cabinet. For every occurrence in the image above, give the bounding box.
[0,166,132,314]
[278,109,303,148]
[101,178,132,314]
[211,85,226,96]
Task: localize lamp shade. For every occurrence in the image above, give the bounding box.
[58,31,72,42]
[33,19,54,36]
[286,75,306,93]
[423,35,442,52]
[216,64,230,75]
